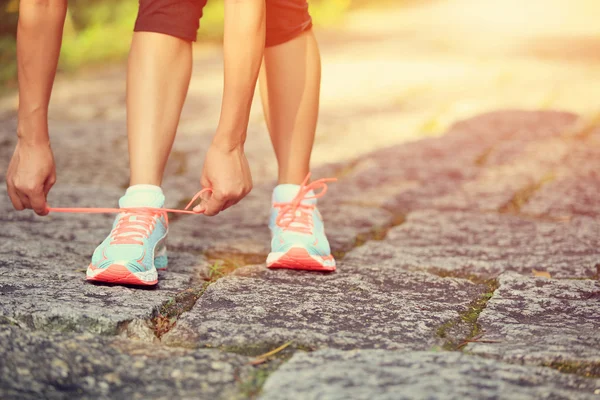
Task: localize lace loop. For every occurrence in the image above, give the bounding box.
[274,173,336,234]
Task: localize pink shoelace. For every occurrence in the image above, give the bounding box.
[274,173,337,234]
[46,188,212,245]
[44,173,335,240]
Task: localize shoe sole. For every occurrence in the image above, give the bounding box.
[267,247,336,272]
[87,236,167,285]
[86,263,158,286]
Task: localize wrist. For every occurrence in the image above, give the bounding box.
[17,113,50,146]
[212,128,246,152]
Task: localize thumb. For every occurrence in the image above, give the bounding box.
[194,174,212,213]
[29,189,49,216]
[193,190,212,213]
[202,192,226,216]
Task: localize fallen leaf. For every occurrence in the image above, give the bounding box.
[532,269,551,279]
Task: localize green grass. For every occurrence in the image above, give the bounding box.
[0,36,17,89]
[59,2,138,71]
[310,0,352,25]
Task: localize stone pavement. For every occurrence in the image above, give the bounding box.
[2,0,600,399]
[2,109,600,399]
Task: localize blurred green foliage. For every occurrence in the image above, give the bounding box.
[0,0,354,89]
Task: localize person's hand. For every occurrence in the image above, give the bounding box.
[6,139,56,216]
[195,141,252,216]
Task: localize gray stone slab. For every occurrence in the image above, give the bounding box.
[259,349,600,400]
[0,227,205,336]
[467,273,600,366]
[328,139,481,213]
[522,136,600,218]
[162,264,484,350]
[430,137,571,212]
[0,263,191,335]
[358,110,578,214]
[523,176,600,218]
[0,325,250,400]
[342,210,600,278]
[444,110,577,144]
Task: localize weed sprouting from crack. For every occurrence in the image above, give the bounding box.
[332,213,405,260]
[228,342,316,399]
[499,172,555,214]
[435,277,499,351]
[204,252,266,277]
[151,283,210,338]
[236,366,272,399]
[352,213,406,250]
[205,259,240,281]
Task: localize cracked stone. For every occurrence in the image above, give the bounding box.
[466,272,600,367]
[0,325,251,400]
[259,349,600,400]
[0,266,190,335]
[342,210,600,278]
[162,263,484,350]
[522,135,600,218]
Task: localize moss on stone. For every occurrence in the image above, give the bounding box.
[436,278,499,351]
[543,361,600,378]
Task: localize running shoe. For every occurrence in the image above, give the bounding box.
[86,185,168,286]
[267,175,336,272]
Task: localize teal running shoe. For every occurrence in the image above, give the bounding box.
[267,175,336,272]
[86,186,168,286]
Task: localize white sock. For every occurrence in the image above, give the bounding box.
[272,184,317,205]
[119,184,165,208]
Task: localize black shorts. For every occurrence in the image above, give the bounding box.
[134,0,313,47]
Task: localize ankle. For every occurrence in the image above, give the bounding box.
[277,170,310,185]
[120,185,165,208]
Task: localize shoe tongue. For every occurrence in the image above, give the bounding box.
[119,185,165,208]
[272,184,317,205]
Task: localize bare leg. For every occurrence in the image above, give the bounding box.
[127,32,192,186]
[259,30,321,185]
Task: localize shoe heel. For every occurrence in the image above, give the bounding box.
[155,240,168,271]
[155,254,168,270]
